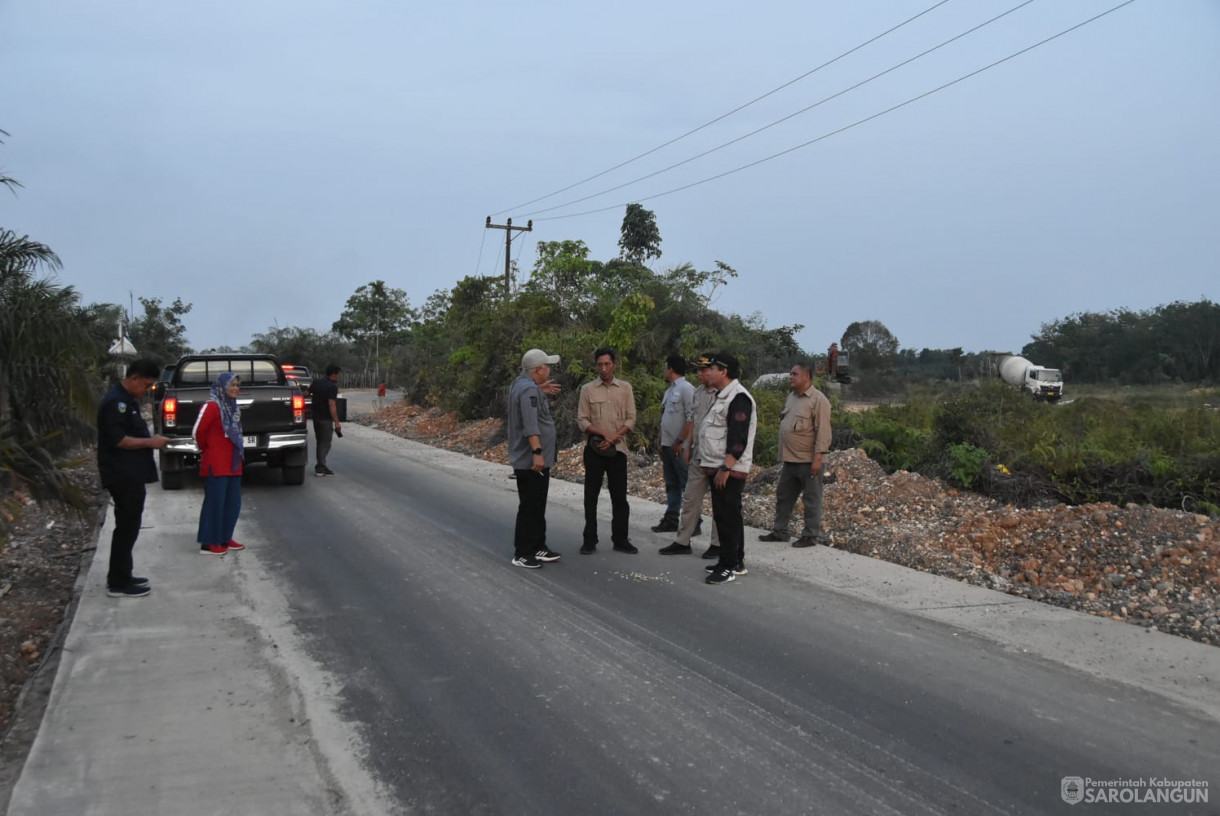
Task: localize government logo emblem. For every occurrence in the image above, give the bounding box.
[1062,776,1085,805]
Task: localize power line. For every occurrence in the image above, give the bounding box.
[519,0,1037,219]
[533,0,1136,223]
[491,0,953,216]
[473,224,488,277]
[489,238,504,281]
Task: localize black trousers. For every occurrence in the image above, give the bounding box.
[711,476,746,570]
[313,420,334,468]
[514,468,550,559]
[583,448,629,546]
[106,482,146,589]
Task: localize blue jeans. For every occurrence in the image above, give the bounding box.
[660,445,689,522]
[198,474,242,546]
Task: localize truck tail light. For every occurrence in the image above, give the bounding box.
[163,397,178,428]
[292,394,304,424]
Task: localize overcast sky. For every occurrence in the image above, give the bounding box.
[2,0,1217,358]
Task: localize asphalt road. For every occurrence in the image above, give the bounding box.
[218,415,1217,816]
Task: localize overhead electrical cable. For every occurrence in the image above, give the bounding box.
[531,0,1137,222]
[489,240,504,282]
[518,0,1037,219]
[491,0,953,216]
[473,225,488,277]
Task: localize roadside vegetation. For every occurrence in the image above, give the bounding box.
[839,381,1220,514]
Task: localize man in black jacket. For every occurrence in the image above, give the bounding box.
[97,359,169,598]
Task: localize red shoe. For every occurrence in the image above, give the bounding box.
[226,540,246,551]
[200,544,229,556]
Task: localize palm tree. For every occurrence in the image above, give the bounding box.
[0,230,99,513]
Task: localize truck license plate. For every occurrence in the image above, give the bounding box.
[243,435,257,447]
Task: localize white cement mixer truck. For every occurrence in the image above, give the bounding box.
[996,354,1063,401]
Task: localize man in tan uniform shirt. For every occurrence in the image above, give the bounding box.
[759,362,832,547]
[577,346,637,554]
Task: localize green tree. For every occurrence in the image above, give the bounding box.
[618,203,662,266]
[523,239,599,320]
[248,324,337,372]
[663,260,737,308]
[1153,300,1220,382]
[841,320,899,370]
[0,231,98,516]
[127,296,192,364]
[332,280,414,378]
[1023,299,1220,385]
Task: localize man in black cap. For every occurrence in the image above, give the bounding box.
[96,359,169,598]
[693,353,756,585]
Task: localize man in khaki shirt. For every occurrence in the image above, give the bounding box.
[577,346,637,554]
[759,362,832,547]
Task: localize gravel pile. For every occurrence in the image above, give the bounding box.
[365,403,1220,646]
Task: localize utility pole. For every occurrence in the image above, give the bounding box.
[485,216,532,297]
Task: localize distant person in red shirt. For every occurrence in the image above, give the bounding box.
[377,381,387,412]
[193,372,246,556]
[828,343,840,378]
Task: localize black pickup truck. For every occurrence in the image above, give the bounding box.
[153,354,309,489]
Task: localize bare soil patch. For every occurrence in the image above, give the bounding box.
[0,459,104,794]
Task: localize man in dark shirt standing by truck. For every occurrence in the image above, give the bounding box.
[311,364,342,476]
[97,359,169,598]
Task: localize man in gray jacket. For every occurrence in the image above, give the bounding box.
[508,348,562,568]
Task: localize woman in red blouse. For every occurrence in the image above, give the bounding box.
[193,372,246,555]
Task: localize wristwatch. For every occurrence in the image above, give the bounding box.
[533,447,544,455]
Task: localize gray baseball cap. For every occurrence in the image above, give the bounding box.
[521,348,560,370]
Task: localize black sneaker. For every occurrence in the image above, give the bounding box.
[704,563,747,576]
[758,532,789,542]
[321,466,335,476]
[700,545,721,560]
[658,542,692,555]
[107,583,151,598]
[511,555,542,569]
[314,467,326,477]
[612,542,639,554]
[129,576,150,587]
[705,568,735,585]
[580,543,597,555]
[650,519,679,533]
[536,548,562,562]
